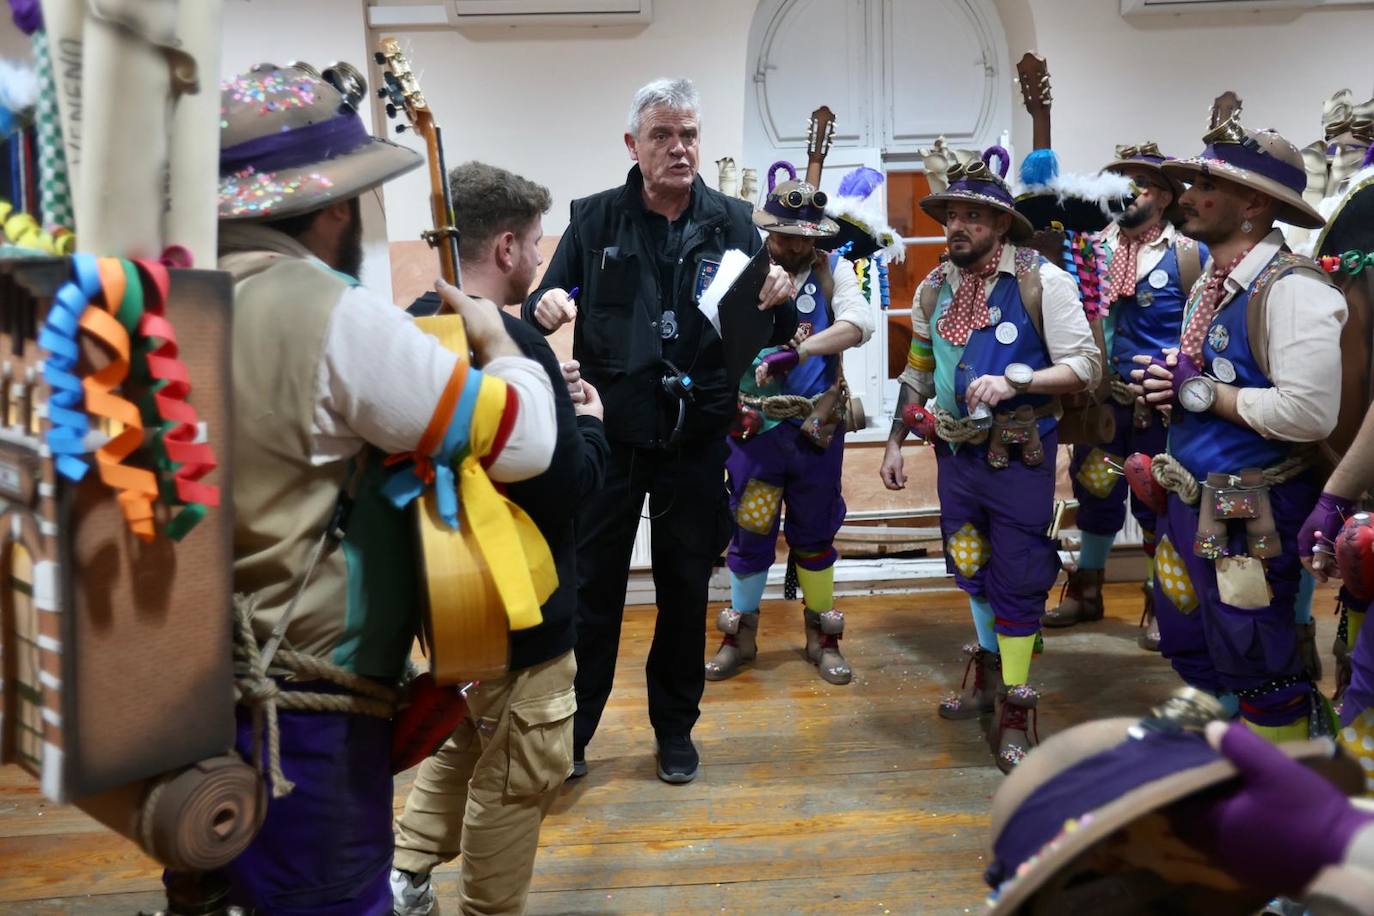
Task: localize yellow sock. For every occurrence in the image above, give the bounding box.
[795,562,835,611]
[1350,610,1366,649]
[1143,552,1155,587]
[1245,718,1309,744]
[998,634,1036,686]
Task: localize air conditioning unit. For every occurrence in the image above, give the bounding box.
[368,0,652,28]
[1122,0,1365,15]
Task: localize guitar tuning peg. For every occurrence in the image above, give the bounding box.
[377,87,388,98]
[386,103,397,118]
[396,123,408,133]
[374,51,386,65]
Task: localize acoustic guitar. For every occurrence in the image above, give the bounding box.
[375,38,509,682]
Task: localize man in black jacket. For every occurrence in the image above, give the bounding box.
[393,162,610,916]
[523,77,796,784]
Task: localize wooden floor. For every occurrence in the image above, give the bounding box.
[0,583,1342,914]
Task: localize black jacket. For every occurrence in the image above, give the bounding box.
[522,166,797,448]
[411,294,610,671]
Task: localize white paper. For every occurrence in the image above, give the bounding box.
[697,247,752,337]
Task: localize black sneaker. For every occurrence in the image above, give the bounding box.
[655,734,699,784]
[568,748,587,779]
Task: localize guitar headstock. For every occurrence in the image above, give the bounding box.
[1209,91,1243,130]
[1016,52,1051,116]
[374,37,433,138]
[804,105,835,187]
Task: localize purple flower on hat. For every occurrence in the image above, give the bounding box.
[9,0,42,35]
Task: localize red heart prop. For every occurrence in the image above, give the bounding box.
[1123,452,1167,515]
[1337,512,1374,601]
[901,404,937,442]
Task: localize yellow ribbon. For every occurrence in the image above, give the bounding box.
[460,375,556,631]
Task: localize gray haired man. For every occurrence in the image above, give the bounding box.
[523,77,797,783]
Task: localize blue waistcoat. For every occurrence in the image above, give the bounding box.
[1108,243,1198,378]
[954,269,1055,440]
[1168,267,1290,480]
[783,253,840,400]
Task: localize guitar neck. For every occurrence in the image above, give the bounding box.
[429,124,462,288]
[1031,116,1050,151]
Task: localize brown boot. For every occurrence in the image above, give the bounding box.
[1298,621,1321,682]
[991,684,1040,773]
[705,608,757,681]
[938,644,1002,720]
[803,608,851,685]
[1138,583,1160,652]
[1042,568,1105,628]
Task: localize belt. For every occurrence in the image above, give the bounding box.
[1150,450,1314,506]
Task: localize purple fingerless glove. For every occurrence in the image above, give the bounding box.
[1300,491,1356,559]
[1151,352,1202,407]
[760,348,800,378]
[1178,723,1373,895]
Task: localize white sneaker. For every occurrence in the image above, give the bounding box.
[390,867,438,916]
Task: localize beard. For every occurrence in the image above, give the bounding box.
[336,197,365,280]
[1117,197,1159,231]
[947,232,996,268]
[770,241,816,275]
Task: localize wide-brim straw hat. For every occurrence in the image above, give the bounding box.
[219,64,422,221]
[753,175,840,238]
[921,153,1034,243]
[1161,118,1325,230]
[985,689,1363,915]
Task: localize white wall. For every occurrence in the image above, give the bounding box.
[994,0,1374,177]
[374,0,756,242]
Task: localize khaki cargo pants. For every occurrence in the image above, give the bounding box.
[393,650,576,915]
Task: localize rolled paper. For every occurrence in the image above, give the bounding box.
[163,0,220,267]
[75,755,265,871]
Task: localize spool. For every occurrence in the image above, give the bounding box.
[77,755,265,871]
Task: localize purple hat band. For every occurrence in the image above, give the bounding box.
[1199,142,1307,194]
[220,113,372,177]
[986,730,1218,892]
[763,194,827,225]
[944,178,1015,208]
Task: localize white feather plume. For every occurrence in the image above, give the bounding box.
[0,58,38,113]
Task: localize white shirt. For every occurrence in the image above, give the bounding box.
[1214,229,1348,442]
[310,284,556,482]
[1099,219,1183,283]
[918,244,1101,388]
[791,255,875,344]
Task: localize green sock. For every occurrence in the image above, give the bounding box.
[998,634,1037,686]
[795,561,834,611]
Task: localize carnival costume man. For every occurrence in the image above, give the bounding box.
[1134,117,1347,744]
[1045,143,1206,651]
[705,161,873,685]
[880,153,1100,772]
[215,65,556,913]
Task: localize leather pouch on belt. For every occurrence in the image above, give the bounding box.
[1215,555,1272,610]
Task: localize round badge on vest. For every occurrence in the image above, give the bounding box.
[1207,323,1230,352]
[987,305,1002,324]
[1149,268,1169,290]
[804,282,817,295]
[1138,290,1154,308]
[797,293,817,314]
[995,321,1019,345]
[1212,356,1237,384]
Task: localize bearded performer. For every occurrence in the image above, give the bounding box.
[212,64,556,913]
[1044,144,1206,653]
[704,159,874,686]
[880,153,1100,772]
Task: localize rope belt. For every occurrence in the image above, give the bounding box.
[740,380,848,421]
[932,402,1059,446]
[1150,450,1314,506]
[232,597,399,798]
[1109,376,1136,407]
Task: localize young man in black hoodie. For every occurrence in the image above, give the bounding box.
[393,161,609,916]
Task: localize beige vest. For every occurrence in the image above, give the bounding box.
[222,231,417,679]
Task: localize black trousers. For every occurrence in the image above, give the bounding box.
[572,436,731,749]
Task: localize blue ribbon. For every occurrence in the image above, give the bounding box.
[39,253,99,481]
[380,367,485,529]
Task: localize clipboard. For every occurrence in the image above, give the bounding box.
[716,247,777,386]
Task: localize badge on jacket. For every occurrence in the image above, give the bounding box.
[695,258,720,302]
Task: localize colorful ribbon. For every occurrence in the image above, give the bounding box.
[78,258,158,540]
[133,257,221,539]
[39,253,100,480]
[1320,251,1374,276]
[382,350,556,632]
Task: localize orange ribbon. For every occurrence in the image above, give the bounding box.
[78,257,158,540]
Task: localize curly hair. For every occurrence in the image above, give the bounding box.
[449,161,552,262]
